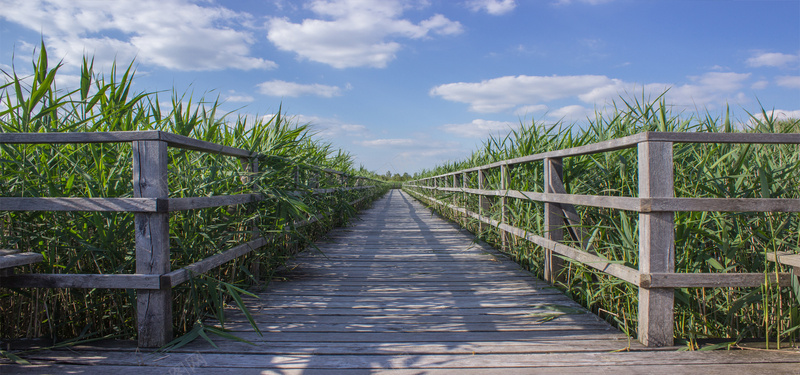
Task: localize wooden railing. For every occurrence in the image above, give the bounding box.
[0,131,385,347]
[404,131,800,347]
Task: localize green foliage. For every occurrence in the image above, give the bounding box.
[0,43,389,344]
[408,95,800,345]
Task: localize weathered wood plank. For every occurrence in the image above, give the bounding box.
[414,186,800,213]
[642,272,792,288]
[12,349,800,370]
[0,273,161,289]
[167,194,262,211]
[165,236,269,287]
[0,130,163,144]
[7,363,800,375]
[5,189,792,372]
[414,131,800,178]
[767,251,800,268]
[133,140,172,348]
[0,197,161,212]
[637,141,675,347]
[0,252,43,269]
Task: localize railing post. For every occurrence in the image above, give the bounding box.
[133,140,172,348]
[637,141,675,347]
[477,169,491,234]
[242,157,260,282]
[453,173,460,225]
[463,172,469,228]
[500,164,510,251]
[544,157,566,285]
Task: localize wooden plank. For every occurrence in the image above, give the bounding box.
[12,189,794,372]
[410,131,800,181]
[637,141,675,347]
[0,273,161,289]
[647,197,800,213]
[641,272,792,288]
[458,133,646,171]
[159,131,254,158]
[0,197,161,212]
[649,131,800,145]
[766,251,800,269]
[133,140,172,348]
[0,252,43,269]
[0,249,20,256]
[7,363,800,375]
[165,236,269,287]
[167,194,262,211]
[0,130,162,144]
[13,349,800,370]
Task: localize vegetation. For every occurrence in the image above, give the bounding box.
[0,43,388,346]
[406,96,800,348]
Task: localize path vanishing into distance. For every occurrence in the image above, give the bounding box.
[6,189,800,374]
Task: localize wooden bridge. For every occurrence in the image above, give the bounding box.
[5,189,799,374]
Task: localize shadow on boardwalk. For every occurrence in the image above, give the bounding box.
[3,190,800,374]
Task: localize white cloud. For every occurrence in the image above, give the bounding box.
[440,119,516,138]
[776,76,800,89]
[751,80,769,90]
[549,105,592,120]
[266,0,463,68]
[258,80,343,97]
[295,114,370,139]
[554,0,615,5]
[0,0,276,71]
[225,93,255,103]
[746,51,799,68]
[357,137,464,163]
[467,0,516,15]
[358,138,417,147]
[430,72,752,114]
[749,109,800,126]
[514,104,548,116]
[430,75,619,112]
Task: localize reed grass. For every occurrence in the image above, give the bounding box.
[0,42,389,347]
[409,96,800,348]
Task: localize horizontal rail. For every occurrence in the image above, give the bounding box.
[0,131,383,185]
[422,131,800,178]
[0,273,163,289]
[642,272,791,288]
[0,186,378,213]
[0,131,254,158]
[406,185,800,213]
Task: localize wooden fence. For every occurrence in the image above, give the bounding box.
[404,131,800,347]
[0,131,384,347]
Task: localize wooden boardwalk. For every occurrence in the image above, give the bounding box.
[4,189,800,374]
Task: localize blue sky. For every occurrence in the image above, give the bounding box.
[1,0,799,174]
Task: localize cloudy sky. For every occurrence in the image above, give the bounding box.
[1,0,798,174]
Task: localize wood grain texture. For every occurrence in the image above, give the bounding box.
[2,190,798,373]
[0,273,161,289]
[0,252,43,269]
[132,140,173,348]
[544,157,565,284]
[637,141,675,347]
[0,197,161,212]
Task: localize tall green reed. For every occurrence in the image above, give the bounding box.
[0,42,388,345]
[410,96,799,347]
